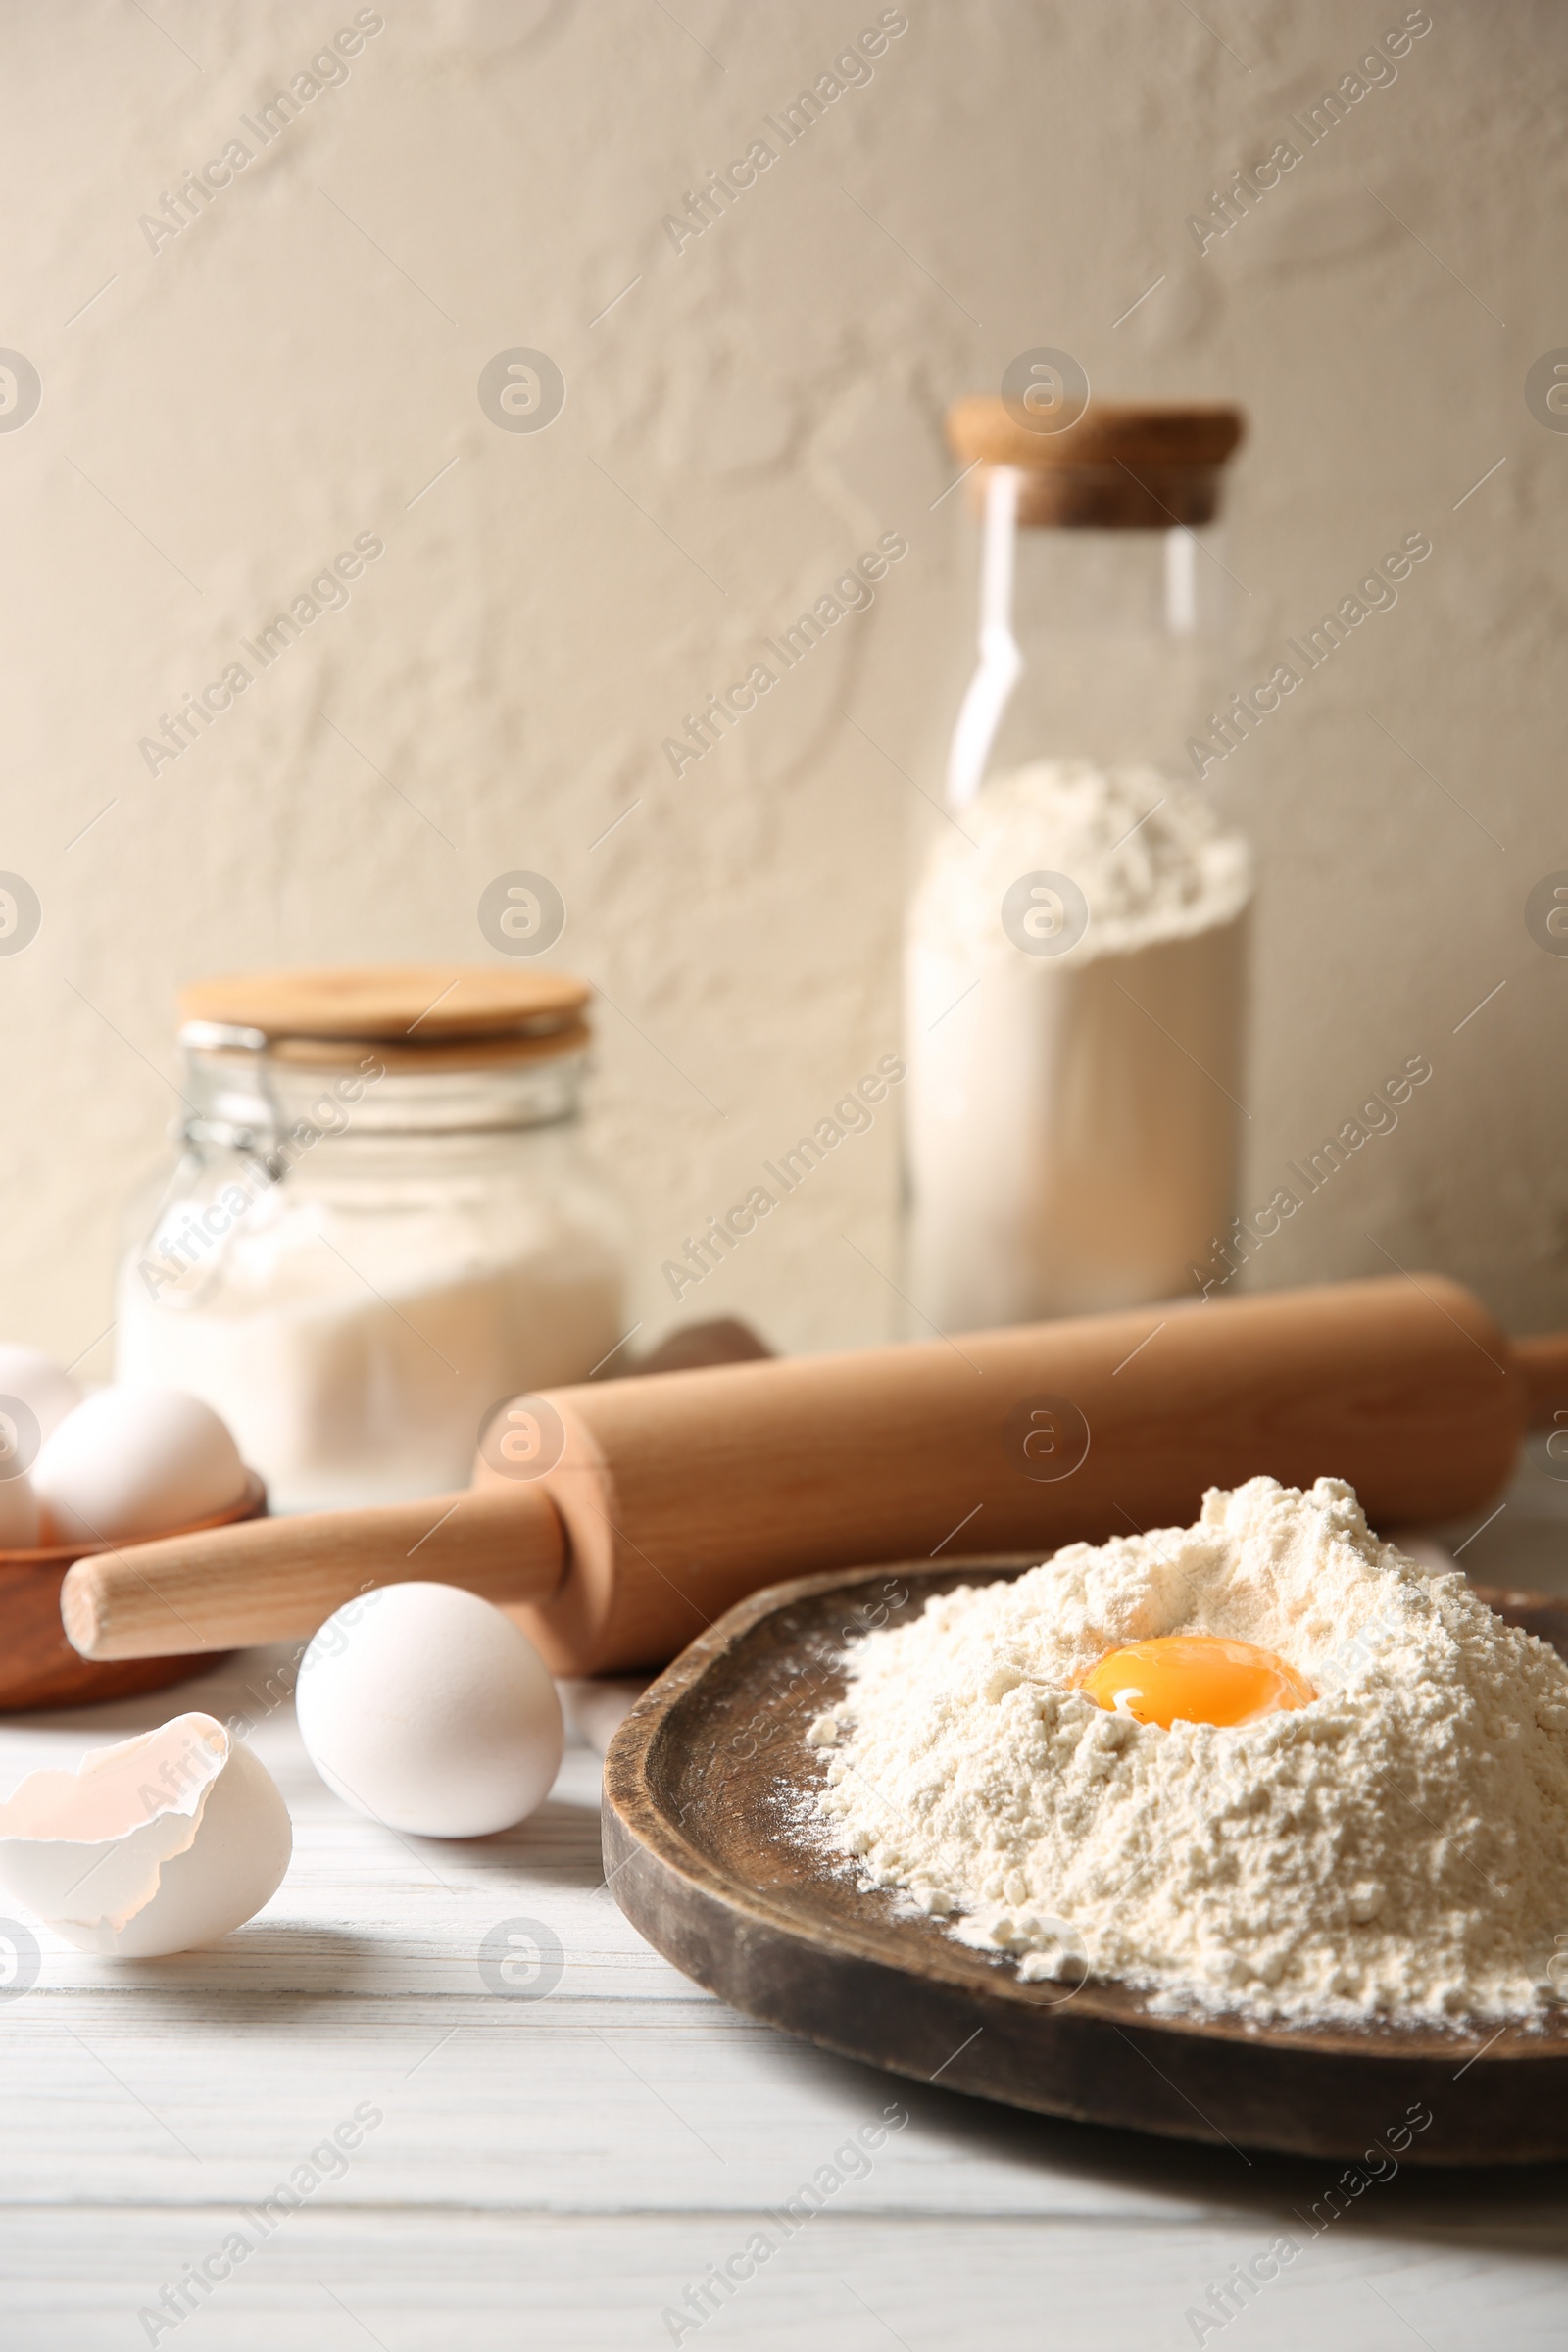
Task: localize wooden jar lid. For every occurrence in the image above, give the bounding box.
[946,397,1246,529]
[178,964,591,1068]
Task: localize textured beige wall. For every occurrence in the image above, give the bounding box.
[0,0,1562,1375]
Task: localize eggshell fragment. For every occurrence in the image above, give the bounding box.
[33,1385,248,1544]
[0,1345,82,1448]
[0,1712,291,1957]
[0,1467,41,1549]
[297,1582,564,1838]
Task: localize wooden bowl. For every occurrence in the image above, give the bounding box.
[604,1560,1568,2166]
[0,1471,265,1712]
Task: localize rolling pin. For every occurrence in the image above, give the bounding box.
[62,1274,1568,1677]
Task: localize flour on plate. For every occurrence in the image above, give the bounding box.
[810,1478,1568,2025]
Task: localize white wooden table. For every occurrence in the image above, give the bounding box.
[4,1455,1567,2350]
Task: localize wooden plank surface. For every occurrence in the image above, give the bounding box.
[2,1482,1567,2348]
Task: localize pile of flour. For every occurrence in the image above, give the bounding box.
[907,757,1252,970]
[810,1478,1568,2026]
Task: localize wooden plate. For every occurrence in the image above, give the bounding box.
[0,1471,265,1711]
[603,1559,1568,2167]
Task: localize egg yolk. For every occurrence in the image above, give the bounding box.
[1076,1635,1314,1729]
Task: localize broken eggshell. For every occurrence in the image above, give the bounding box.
[0,1712,291,1957]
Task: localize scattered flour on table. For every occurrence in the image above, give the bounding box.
[808,1478,1568,2026]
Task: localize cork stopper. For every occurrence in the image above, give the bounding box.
[946,397,1246,529]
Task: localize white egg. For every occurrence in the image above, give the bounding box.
[32,1385,248,1545]
[0,1467,41,1550]
[0,1711,292,1957]
[0,1345,82,1453]
[297,1582,564,1838]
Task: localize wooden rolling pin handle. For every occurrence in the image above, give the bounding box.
[58,1277,1544,1678]
[1512,1333,1568,1432]
[61,1481,566,1663]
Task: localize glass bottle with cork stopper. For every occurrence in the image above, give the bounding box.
[117,964,627,1511]
[904,391,1254,1332]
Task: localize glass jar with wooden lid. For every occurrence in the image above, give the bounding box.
[116,965,627,1511]
[905,393,1255,1332]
